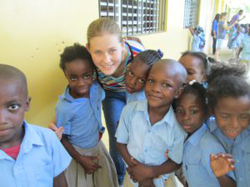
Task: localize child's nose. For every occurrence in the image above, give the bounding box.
[230,118,239,129]
[77,78,85,86]
[184,112,191,121]
[151,83,161,92]
[130,77,137,87]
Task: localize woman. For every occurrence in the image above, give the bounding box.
[86,18,145,187]
[211,14,220,55]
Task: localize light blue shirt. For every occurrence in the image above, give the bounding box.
[240,34,250,61]
[126,90,146,104]
[207,117,250,187]
[0,121,71,187]
[56,81,105,149]
[218,21,226,39]
[191,34,201,52]
[116,100,187,187]
[183,124,235,187]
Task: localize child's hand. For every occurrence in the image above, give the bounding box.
[138,178,156,187]
[49,122,64,140]
[210,153,235,177]
[128,157,152,183]
[78,155,102,174]
[164,149,169,159]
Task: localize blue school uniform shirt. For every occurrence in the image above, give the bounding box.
[56,81,105,149]
[0,121,71,187]
[240,33,250,61]
[183,124,235,187]
[207,117,250,187]
[115,100,187,186]
[126,89,146,104]
[191,34,201,52]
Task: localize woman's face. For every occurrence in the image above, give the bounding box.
[87,33,125,76]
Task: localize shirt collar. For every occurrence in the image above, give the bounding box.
[0,121,44,160]
[207,116,218,132]
[60,83,97,102]
[187,123,207,146]
[137,100,175,127]
[21,121,44,153]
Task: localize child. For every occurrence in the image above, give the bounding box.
[0,64,71,187]
[55,43,118,187]
[179,51,211,84]
[189,26,205,52]
[238,24,250,72]
[126,49,163,103]
[174,82,236,187]
[206,64,250,187]
[228,24,244,63]
[116,59,187,187]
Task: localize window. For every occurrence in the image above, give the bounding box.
[183,0,200,28]
[99,0,166,36]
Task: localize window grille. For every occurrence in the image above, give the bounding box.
[183,0,200,28]
[99,0,166,36]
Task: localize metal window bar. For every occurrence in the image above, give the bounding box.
[99,0,165,36]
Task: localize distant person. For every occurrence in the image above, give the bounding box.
[215,12,238,61]
[189,26,205,52]
[229,10,246,28]
[211,14,220,55]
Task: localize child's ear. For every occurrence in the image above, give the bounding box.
[174,86,184,99]
[25,97,31,111]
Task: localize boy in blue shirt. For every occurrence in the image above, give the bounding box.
[0,64,71,187]
[116,59,187,187]
[55,43,118,187]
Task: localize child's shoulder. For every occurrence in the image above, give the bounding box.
[90,81,105,100]
[25,122,60,144]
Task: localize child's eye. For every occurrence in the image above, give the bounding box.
[240,115,249,120]
[138,79,145,84]
[8,104,20,111]
[175,108,183,114]
[190,110,198,115]
[70,77,77,81]
[128,71,133,77]
[147,79,154,83]
[162,83,171,88]
[188,71,195,75]
[83,73,92,80]
[221,115,229,119]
